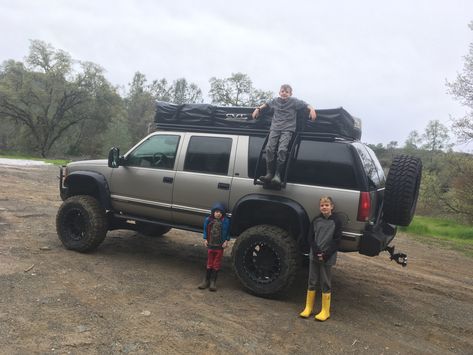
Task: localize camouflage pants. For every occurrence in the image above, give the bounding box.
[266,130,293,165]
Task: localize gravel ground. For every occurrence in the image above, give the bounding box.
[0,163,472,354]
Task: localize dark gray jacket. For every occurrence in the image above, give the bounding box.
[266,97,308,132]
[307,213,343,266]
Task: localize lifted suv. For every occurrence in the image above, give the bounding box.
[56,102,422,296]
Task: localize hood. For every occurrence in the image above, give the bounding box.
[210,202,226,214]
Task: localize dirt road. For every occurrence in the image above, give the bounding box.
[0,164,472,354]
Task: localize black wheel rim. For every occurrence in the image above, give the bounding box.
[242,241,281,284]
[64,208,87,241]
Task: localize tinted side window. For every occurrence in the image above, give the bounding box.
[184,136,232,175]
[366,145,385,187]
[248,136,265,178]
[126,135,180,169]
[249,137,358,188]
[288,140,358,189]
[353,143,385,188]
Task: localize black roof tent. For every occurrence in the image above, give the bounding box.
[154,101,362,141]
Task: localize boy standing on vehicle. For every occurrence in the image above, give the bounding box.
[252,84,317,186]
[300,196,342,321]
[197,202,230,292]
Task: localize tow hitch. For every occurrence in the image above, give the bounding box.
[385,246,407,267]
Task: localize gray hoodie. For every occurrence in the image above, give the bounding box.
[307,213,343,266]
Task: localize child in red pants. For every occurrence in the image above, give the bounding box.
[198,202,230,291]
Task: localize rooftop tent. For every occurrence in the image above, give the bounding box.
[154,101,361,140]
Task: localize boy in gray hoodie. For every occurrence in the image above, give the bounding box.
[252,84,316,186]
[300,196,342,321]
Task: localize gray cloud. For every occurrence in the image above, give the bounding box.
[1,0,472,149]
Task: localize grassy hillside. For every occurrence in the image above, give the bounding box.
[400,216,473,256]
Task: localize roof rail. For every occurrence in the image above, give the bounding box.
[153,123,355,141]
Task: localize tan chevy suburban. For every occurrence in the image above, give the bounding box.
[56,102,422,296]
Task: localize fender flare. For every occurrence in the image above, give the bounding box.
[64,171,112,210]
[230,193,310,248]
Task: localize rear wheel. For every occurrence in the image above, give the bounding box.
[383,155,422,226]
[231,225,299,297]
[56,195,107,252]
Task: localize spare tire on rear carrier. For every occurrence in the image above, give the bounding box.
[383,155,422,226]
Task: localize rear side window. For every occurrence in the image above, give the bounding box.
[288,140,358,189]
[248,137,358,189]
[184,136,232,175]
[353,143,385,188]
[366,146,385,187]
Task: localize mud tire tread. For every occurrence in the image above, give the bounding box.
[231,224,299,297]
[56,195,107,252]
[383,155,422,226]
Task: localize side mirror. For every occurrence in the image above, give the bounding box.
[108,147,120,168]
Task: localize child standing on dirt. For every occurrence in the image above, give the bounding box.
[197,202,230,292]
[300,196,342,321]
[252,84,317,186]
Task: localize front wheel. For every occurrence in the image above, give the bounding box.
[56,195,107,252]
[231,225,299,297]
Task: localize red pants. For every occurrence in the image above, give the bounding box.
[206,249,224,270]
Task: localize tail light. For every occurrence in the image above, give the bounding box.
[357,192,371,222]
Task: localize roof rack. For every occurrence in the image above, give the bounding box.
[154,122,356,141]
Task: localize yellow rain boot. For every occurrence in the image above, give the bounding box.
[299,290,316,318]
[315,293,331,321]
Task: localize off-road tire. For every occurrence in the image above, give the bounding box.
[383,155,422,226]
[137,223,171,237]
[231,224,299,297]
[56,195,107,252]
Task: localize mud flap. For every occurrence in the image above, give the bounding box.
[359,223,396,257]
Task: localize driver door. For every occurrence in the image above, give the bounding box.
[109,133,182,222]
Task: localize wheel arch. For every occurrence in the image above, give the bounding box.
[230,194,310,248]
[64,171,112,210]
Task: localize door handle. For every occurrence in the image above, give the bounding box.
[163,176,174,184]
[218,182,230,190]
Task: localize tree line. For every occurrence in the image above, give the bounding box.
[1,35,473,223]
[0,40,274,158]
[368,122,473,224]
[378,22,473,224]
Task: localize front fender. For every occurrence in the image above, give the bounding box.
[64,171,112,210]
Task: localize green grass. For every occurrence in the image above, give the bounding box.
[0,154,69,166]
[401,216,473,240]
[400,215,473,256]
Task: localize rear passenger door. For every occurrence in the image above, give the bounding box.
[172,133,237,228]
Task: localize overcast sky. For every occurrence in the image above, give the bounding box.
[1,0,472,150]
